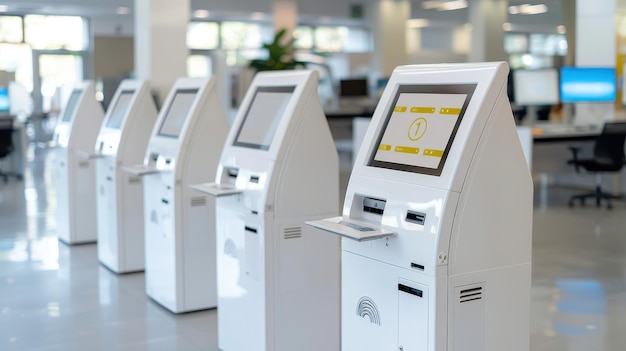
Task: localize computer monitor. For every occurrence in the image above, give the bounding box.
[560,66,616,103]
[0,87,9,112]
[157,89,198,138]
[105,90,134,129]
[368,84,476,176]
[233,86,295,150]
[340,78,369,97]
[513,68,559,106]
[60,89,83,122]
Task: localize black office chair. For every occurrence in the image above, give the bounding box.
[567,121,626,209]
[0,117,14,182]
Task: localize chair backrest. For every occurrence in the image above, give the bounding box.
[0,117,14,159]
[594,121,626,168]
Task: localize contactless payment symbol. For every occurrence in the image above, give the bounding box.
[408,118,427,141]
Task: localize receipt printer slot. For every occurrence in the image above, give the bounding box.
[406,211,426,225]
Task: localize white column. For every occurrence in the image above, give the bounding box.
[134,0,189,104]
[273,1,298,42]
[468,0,507,63]
[370,0,410,78]
[573,0,616,124]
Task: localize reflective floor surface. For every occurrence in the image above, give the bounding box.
[1,146,626,350]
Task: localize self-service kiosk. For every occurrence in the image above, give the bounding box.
[87,80,158,273]
[123,77,228,313]
[53,81,105,244]
[308,62,532,351]
[193,70,340,351]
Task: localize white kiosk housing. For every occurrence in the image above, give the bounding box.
[123,77,228,313]
[53,81,105,244]
[309,62,532,351]
[194,70,340,351]
[90,80,158,273]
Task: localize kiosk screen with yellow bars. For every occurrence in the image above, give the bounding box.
[369,84,476,176]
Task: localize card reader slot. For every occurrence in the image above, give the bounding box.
[362,197,386,215]
[227,168,238,178]
[406,211,426,225]
[250,175,259,184]
[245,226,257,234]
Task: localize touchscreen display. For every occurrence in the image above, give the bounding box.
[61,89,83,122]
[233,86,295,150]
[368,84,476,176]
[105,90,134,129]
[157,89,198,138]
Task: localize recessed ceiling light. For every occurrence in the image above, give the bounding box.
[423,0,468,11]
[194,9,209,19]
[502,23,513,31]
[407,19,430,28]
[509,4,548,15]
[557,25,566,34]
[0,5,8,12]
[116,6,130,15]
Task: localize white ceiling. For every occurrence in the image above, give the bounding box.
[0,0,624,35]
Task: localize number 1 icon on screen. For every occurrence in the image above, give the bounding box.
[408,118,428,141]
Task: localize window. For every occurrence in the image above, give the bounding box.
[221,22,273,50]
[294,26,314,50]
[25,15,86,51]
[315,26,371,53]
[0,44,32,91]
[0,16,23,43]
[187,55,212,78]
[187,22,219,50]
[39,54,83,112]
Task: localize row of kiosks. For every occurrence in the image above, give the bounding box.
[86,80,158,273]
[193,70,340,350]
[309,62,533,351]
[53,81,104,245]
[124,77,229,313]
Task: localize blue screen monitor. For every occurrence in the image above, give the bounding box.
[560,67,616,103]
[0,87,9,112]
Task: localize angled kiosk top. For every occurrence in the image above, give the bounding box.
[308,62,532,276]
[196,71,328,200]
[122,77,225,178]
[86,79,157,160]
[54,81,104,150]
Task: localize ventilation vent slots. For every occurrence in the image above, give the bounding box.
[356,296,381,326]
[459,286,483,303]
[191,197,207,207]
[283,227,302,240]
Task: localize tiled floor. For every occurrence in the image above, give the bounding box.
[1,146,626,350]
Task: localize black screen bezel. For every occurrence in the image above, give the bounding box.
[367,84,477,176]
[156,88,199,138]
[233,85,296,150]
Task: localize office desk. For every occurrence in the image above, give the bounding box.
[532,124,601,143]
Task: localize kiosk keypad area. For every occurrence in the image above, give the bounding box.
[309,62,532,351]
